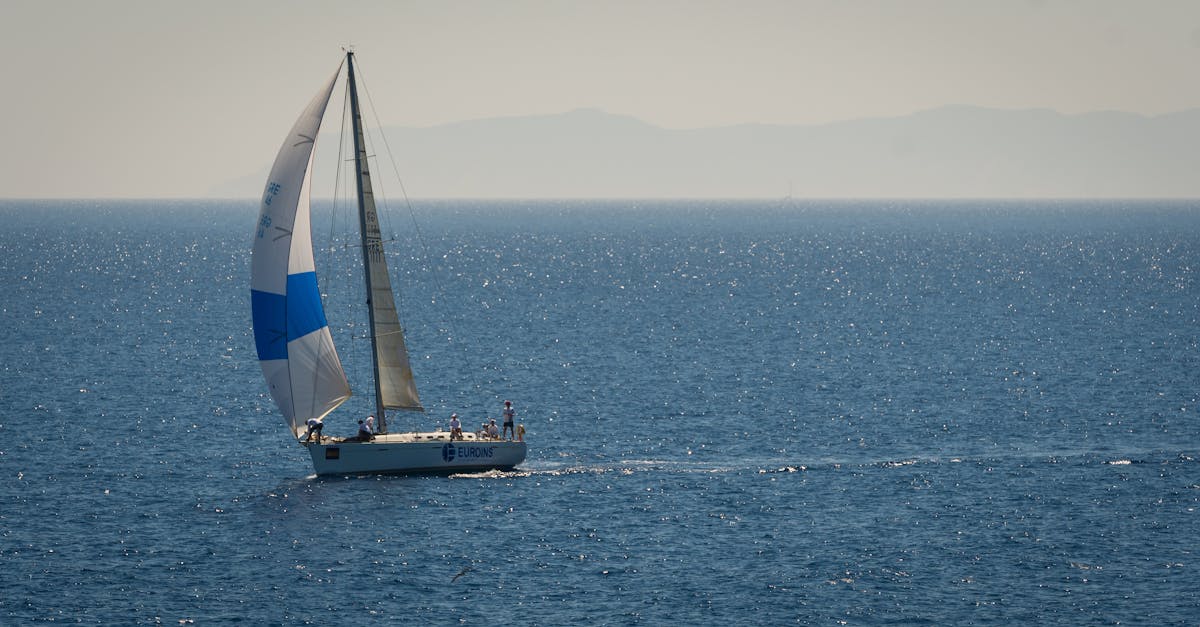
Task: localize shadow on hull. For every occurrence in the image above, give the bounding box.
[304,436,527,477]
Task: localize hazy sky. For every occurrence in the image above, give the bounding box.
[4,0,1200,198]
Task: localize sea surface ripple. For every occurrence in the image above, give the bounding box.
[1,199,1197,624]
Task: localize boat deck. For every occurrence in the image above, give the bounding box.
[311,431,517,445]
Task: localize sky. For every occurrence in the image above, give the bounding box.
[3,0,1200,198]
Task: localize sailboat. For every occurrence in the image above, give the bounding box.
[251,50,527,475]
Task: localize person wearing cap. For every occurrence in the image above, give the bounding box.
[449,413,462,441]
[501,400,516,440]
[303,417,324,443]
[486,418,499,440]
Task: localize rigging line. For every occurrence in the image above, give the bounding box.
[295,72,355,432]
[320,77,349,310]
[353,57,492,414]
[326,74,367,402]
[317,67,347,277]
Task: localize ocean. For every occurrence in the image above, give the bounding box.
[1,199,1198,624]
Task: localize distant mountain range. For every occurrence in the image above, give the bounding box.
[213,105,1200,199]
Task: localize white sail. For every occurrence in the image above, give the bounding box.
[251,65,351,438]
[346,53,423,417]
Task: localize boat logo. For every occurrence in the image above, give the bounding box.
[442,443,497,463]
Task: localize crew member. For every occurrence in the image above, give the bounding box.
[502,400,516,440]
[304,417,323,443]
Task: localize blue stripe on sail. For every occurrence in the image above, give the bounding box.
[252,289,288,360]
[251,271,329,361]
[285,271,329,341]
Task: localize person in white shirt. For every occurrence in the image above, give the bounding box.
[449,413,462,441]
[502,401,516,440]
[352,417,374,442]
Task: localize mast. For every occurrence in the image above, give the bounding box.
[347,51,388,431]
[346,50,424,434]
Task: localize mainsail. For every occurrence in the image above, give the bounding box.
[251,65,351,438]
[346,52,423,428]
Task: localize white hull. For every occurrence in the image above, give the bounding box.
[305,432,527,476]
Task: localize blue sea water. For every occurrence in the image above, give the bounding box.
[1,198,1198,625]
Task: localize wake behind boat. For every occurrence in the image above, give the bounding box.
[250,50,526,475]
